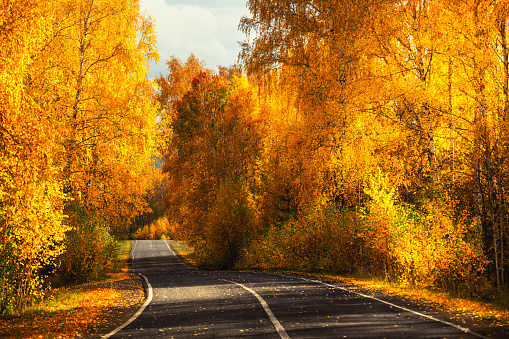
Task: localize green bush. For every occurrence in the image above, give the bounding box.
[238,206,364,273]
[59,204,118,284]
[194,178,257,269]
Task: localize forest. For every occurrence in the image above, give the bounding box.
[158,0,509,299]
[0,0,158,313]
[3,0,509,315]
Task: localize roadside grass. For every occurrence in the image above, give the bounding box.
[313,274,509,324]
[169,241,509,325]
[169,240,196,265]
[282,271,509,325]
[0,240,133,339]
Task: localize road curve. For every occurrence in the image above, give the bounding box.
[103,239,486,338]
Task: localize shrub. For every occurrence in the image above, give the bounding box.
[133,216,173,240]
[240,172,487,297]
[0,181,65,314]
[362,171,488,293]
[238,205,364,273]
[194,177,257,269]
[58,204,118,284]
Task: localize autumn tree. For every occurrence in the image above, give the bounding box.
[238,0,491,292]
[240,0,399,212]
[29,0,159,234]
[158,60,264,268]
[0,0,158,312]
[0,0,66,313]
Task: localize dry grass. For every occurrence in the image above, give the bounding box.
[313,273,509,323]
[169,240,196,265]
[0,241,134,338]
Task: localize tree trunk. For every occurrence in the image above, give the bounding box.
[65,0,95,194]
[448,57,455,184]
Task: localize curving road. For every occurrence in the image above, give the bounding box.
[102,239,488,338]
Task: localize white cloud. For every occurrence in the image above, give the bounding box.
[140,0,249,78]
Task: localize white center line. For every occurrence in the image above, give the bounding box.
[221,279,290,339]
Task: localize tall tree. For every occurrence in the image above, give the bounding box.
[158,60,264,267]
[0,0,158,313]
[29,0,158,234]
[0,0,66,313]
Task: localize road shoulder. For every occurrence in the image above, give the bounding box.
[83,272,145,338]
[290,273,509,339]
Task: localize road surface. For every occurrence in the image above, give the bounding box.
[103,239,488,338]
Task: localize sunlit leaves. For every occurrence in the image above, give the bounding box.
[0,0,67,313]
[236,0,503,292]
[158,61,263,268]
[1,0,157,313]
[151,0,509,294]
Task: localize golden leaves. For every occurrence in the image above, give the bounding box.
[1,0,158,313]
[0,274,139,339]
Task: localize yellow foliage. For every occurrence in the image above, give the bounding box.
[134,217,174,240]
[1,0,158,313]
[363,173,487,291]
[150,0,509,296]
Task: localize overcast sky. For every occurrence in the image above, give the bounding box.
[140,0,250,78]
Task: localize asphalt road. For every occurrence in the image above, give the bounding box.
[103,239,489,338]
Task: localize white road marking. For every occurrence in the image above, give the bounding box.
[102,241,485,338]
[102,241,154,339]
[222,279,290,339]
[163,239,177,256]
[281,274,487,339]
[164,240,199,270]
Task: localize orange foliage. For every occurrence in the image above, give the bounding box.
[134,217,175,240]
[154,0,509,297]
[157,62,264,268]
[0,0,67,313]
[1,0,158,313]
[0,286,118,339]
[234,0,499,293]
[1,272,141,338]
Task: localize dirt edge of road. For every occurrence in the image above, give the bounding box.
[83,273,146,338]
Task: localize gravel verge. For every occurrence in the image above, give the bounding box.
[82,273,146,338]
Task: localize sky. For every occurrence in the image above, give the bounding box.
[140,0,251,78]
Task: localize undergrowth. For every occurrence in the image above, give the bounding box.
[0,241,134,338]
